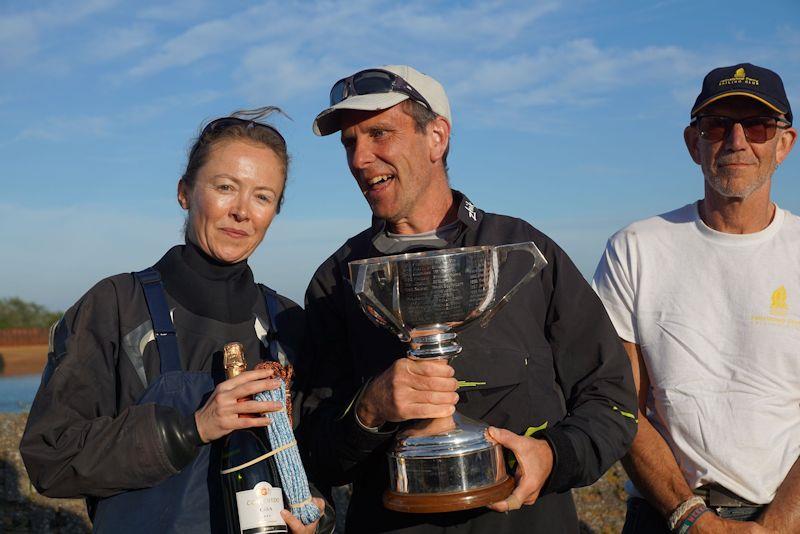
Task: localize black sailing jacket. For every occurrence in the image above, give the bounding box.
[297,191,638,533]
[19,244,307,516]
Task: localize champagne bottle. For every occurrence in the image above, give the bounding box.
[220,342,288,534]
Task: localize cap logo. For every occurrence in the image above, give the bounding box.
[719,67,759,87]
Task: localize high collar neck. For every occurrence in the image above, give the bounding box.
[154,243,259,323]
[182,239,250,281]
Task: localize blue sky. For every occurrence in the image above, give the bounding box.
[1,0,799,311]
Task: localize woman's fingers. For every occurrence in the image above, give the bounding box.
[233,399,283,415]
[217,368,275,391]
[235,414,272,428]
[226,377,281,398]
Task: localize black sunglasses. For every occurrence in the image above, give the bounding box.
[329,69,433,113]
[692,115,791,144]
[201,116,286,146]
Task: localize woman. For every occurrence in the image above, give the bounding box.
[20,108,328,533]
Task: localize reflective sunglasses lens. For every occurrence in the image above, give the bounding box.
[699,117,728,142]
[352,70,395,95]
[742,118,775,143]
[330,80,347,106]
[699,117,779,143]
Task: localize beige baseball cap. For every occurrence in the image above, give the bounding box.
[312,65,452,136]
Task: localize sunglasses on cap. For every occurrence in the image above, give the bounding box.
[329,69,434,113]
[201,116,286,146]
[692,115,791,144]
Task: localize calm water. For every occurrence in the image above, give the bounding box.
[0,374,40,412]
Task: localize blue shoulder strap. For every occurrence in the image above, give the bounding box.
[259,284,287,366]
[134,267,182,374]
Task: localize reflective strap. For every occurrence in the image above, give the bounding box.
[289,497,313,509]
[260,284,287,366]
[219,439,297,475]
[134,268,182,374]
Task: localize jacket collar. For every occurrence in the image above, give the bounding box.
[369,189,482,237]
[369,190,483,254]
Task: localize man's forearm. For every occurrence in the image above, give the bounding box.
[622,415,695,517]
[758,454,800,532]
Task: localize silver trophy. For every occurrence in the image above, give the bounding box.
[349,242,547,513]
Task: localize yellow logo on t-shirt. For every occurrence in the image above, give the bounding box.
[771,286,788,316]
[753,286,798,329]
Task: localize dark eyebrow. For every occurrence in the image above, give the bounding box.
[367,122,394,132]
[210,173,239,181]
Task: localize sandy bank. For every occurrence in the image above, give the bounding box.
[0,346,47,377]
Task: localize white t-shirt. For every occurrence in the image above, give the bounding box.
[592,201,800,504]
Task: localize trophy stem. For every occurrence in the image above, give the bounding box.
[408,332,462,360]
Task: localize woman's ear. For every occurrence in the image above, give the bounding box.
[177,178,190,210]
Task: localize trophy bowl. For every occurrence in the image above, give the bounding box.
[349,242,547,513]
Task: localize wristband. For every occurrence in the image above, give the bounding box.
[676,505,711,534]
[667,496,705,531]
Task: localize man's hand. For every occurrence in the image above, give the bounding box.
[486,426,554,512]
[280,497,325,534]
[691,513,770,533]
[356,358,459,428]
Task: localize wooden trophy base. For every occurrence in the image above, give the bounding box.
[383,476,515,514]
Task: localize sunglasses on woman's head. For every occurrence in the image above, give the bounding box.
[201,116,286,146]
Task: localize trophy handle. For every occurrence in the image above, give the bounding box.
[479,242,548,328]
[351,263,410,341]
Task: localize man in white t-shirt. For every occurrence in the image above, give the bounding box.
[593,63,798,533]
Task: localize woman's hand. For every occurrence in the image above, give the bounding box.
[280,497,326,534]
[194,368,282,443]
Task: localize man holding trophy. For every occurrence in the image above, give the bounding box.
[298,65,638,533]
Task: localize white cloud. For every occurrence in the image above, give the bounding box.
[12,90,221,142]
[136,0,215,22]
[0,13,40,68]
[235,45,345,104]
[18,116,110,141]
[449,40,700,111]
[126,3,278,78]
[122,90,222,123]
[374,1,559,49]
[0,0,117,69]
[88,25,155,61]
[126,0,560,81]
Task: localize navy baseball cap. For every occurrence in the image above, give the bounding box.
[691,63,792,124]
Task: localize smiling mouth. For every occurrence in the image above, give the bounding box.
[364,174,394,191]
[220,228,248,238]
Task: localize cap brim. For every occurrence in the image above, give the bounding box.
[692,91,787,117]
[312,93,410,136]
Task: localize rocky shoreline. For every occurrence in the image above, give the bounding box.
[0,412,628,533]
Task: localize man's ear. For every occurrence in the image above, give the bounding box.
[775,126,797,165]
[428,116,451,164]
[683,125,702,165]
[177,179,190,210]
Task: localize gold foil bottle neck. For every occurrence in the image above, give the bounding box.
[223,342,246,379]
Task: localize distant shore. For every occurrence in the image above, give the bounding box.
[0,345,47,377]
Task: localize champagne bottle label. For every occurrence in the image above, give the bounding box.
[235,481,286,533]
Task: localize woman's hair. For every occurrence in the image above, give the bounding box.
[182,106,291,213]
